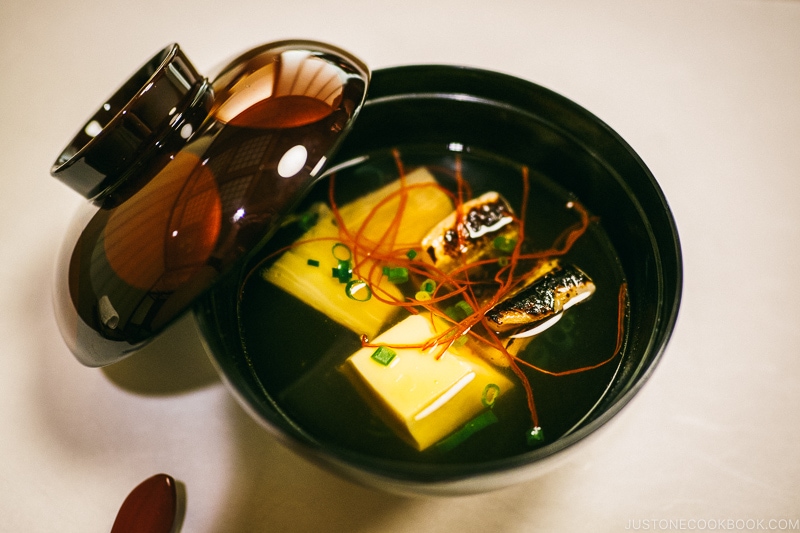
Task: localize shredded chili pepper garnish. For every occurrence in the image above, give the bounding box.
[240,148,627,436]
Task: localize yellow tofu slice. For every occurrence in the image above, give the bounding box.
[263,167,453,338]
[340,314,515,451]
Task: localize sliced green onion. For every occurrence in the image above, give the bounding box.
[493,236,517,254]
[445,300,474,322]
[452,334,468,348]
[370,346,397,366]
[331,259,352,283]
[455,300,474,317]
[498,256,510,267]
[445,305,464,322]
[406,249,417,260]
[299,210,319,231]
[345,279,372,301]
[435,410,499,452]
[387,267,408,284]
[331,242,352,261]
[306,259,320,267]
[481,383,501,408]
[526,426,545,446]
[420,278,436,294]
[415,290,432,301]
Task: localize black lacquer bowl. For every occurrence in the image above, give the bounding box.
[194,65,682,496]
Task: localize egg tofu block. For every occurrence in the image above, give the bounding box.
[263,167,453,339]
[340,314,515,451]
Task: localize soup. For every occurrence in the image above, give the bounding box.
[237,145,628,465]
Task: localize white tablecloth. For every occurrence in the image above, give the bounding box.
[2,1,798,531]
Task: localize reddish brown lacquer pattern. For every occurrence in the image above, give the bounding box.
[53,42,369,366]
[110,474,177,533]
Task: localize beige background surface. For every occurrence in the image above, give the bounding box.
[1,0,799,531]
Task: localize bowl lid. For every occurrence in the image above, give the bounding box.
[52,41,370,366]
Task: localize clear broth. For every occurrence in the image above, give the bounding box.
[237,145,628,464]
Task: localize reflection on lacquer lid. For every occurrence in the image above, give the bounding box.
[53,41,369,366]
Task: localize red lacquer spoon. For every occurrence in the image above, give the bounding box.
[110,474,178,533]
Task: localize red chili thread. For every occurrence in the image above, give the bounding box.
[241,149,626,430]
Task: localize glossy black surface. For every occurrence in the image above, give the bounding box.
[52,44,209,200]
[53,41,369,366]
[195,65,682,493]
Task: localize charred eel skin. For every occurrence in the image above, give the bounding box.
[422,192,518,272]
[485,262,595,335]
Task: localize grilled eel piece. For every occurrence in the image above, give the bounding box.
[418,192,595,364]
[421,191,518,273]
[485,261,595,338]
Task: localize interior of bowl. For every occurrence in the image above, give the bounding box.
[194,65,682,488]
